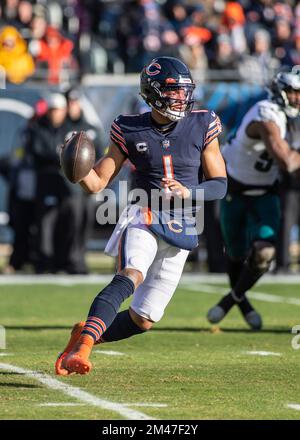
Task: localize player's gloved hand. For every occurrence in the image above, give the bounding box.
[161,177,191,199]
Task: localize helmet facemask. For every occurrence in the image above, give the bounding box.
[144,82,195,121]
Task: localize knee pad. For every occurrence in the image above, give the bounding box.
[248,241,276,273]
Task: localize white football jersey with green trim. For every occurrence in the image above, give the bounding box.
[222,100,287,186]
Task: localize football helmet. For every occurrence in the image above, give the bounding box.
[270,69,300,118]
[140,56,195,121]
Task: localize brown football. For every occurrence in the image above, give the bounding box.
[60,131,95,183]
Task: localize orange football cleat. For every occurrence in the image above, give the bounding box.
[61,334,94,375]
[55,321,85,376]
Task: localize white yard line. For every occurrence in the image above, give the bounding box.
[39,403,85,407]
[244,351,282,357]
[122,403,168,408]
[1,273,300,285]
[182,283,300,306]
[287,404,300,411]
[93,350,125,356]
[38,402,167,408]
[0,353,14,356]
[0,362,154,420]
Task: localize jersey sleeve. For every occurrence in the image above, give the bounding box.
[254,101,283,126]
[110,117,129,157]
[204,111,222,148]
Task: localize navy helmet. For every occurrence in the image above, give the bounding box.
[140,56,195,121]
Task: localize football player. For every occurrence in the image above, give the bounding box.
[56,56,227,375]
[207,68,300,330]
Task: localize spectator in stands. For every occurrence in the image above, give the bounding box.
[181,3,212,50]
[238,28,279,85]
[14,0,33,41]
[208,33,240,73]
[164,0,191,37]
[92,1,123,74]
[0,25,34,84]
[30,6,48,41]
[65,87,104,154]
[62,86,105,274]
[25,92,71,273]
[220,1,248,56]
[2,0,20,24]
[1,98,48,274]
[30,25,76,84]
[118,0,179,73]
[245,0,276,34]
[0,4,4,28]
[272,17,294,67]
[180,31,208,82]
[289,30,300,66]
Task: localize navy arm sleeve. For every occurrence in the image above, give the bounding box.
[190,177,227,201]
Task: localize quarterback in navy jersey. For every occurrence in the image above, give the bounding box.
[56,56,227,376]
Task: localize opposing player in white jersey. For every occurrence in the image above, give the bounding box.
[207,68,300,330]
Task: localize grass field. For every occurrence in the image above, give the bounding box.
[0,278,300,420]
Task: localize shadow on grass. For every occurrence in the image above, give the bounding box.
[0,372,25,375]
[5,326,71,330]
[0,381,40,388]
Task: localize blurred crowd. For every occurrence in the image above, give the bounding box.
[0,0,300,85]
[0,88,105,274]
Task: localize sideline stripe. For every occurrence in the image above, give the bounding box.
[0,362,154,420]
[244,351,282,357]
[182,284,300,306]
[1,273,300,285]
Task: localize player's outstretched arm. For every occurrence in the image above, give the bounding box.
[247,120,300,173]
[80,142,126,194]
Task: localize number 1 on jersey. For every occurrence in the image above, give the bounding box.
[162,155,174,197]
[163,155,174,179]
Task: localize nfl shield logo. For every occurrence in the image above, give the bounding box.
[162,139,170,149]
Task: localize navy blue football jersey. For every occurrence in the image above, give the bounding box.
[110,110,222,198]
[110,110,222,249]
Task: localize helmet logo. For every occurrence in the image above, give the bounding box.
[146,62,161,76]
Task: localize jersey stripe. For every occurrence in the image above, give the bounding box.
[205,130,221,146]
[205,126,220,141]
[111,127,126,144]
[162,155,175,179]
[110,131,129,155]
[112,121,122,133]
[110,120,129,156]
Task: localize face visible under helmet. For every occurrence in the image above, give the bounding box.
[270,70,300,118]
[140,56,195,121]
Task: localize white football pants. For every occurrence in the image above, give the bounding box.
[115,222,189,322]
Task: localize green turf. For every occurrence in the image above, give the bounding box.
[0,282,300,420]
